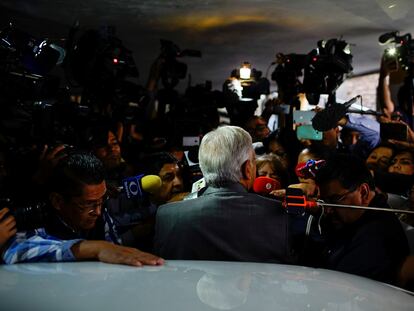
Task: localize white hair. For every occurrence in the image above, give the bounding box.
[199,126,253,187]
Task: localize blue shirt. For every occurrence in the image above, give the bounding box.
[2,208,121,264]
[345,114,380,156]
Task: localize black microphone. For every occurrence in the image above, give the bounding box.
[378,31,398,45]
[311,96,360,132]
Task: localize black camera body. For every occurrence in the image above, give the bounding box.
[271,38,353,105]
[159,39,201,88]
[1,198,48,231]
[379,31,414,71]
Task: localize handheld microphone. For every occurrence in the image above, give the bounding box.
[253,176,281,195]
[284,188,414,215]
[295,159,326,179]
[311,96,360,131]
[121,174,162,199]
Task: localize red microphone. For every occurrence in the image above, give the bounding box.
[253,176,281,195]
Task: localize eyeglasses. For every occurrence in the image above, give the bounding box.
[322,187,357,205]
[71,194,110,214]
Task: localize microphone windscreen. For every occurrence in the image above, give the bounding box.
[295,162,307,178]
[253,176,281,194]
[141,175,162,194]
[311,103,348,131]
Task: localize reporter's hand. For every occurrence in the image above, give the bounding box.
[288,180,319,199]
[72,240,165,267]
[0,208,17,247]
[269,189,286,199]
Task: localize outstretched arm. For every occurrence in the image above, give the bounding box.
[2,229,164,267]
[71,240,164,266]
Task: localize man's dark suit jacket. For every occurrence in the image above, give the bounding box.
[154,183,294,263]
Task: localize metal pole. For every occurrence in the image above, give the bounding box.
[317,201,414,214]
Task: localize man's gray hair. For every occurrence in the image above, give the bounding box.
[199,126,253,187]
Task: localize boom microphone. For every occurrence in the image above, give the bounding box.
[253,176,281,195]
[311,96,360,131]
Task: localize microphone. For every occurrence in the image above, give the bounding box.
[311,96,360,131]
[253,176,281,195]
[284,187,414,215]
[295,159,326,179]
[121,174,162,199]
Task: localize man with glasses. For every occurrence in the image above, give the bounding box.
[2,152,164,267]
[314,153,408,285]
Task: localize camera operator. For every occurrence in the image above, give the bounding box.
[1,151,163,266]
[377,55,411,124]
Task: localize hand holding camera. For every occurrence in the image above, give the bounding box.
[0,208,16,248]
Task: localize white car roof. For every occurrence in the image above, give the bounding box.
[1,260,413,311]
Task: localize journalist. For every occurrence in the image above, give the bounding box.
[2,152,163,266]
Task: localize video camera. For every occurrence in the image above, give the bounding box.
[159,39,201,88]
[1,198,48,231]
[271,38,353,105]
[0,24,65,102]
[379,31,414,71]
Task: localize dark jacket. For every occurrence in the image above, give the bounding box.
[324,194,409,284]
[154,182,295,263]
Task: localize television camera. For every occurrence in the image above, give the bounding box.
[271,38,353,107]
[158,39,202,89]
[379,31,414,71]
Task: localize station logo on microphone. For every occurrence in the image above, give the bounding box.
[123,174,144,199]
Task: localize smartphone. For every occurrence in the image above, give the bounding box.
[183,136,200,147]
[293,110,316,125]
[293,110,322,141]
[296,125,323,141]
[380,122,408,141]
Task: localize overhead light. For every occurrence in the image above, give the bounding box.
[239,61,251,79]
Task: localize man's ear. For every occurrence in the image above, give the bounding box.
[359,183,371,205]
[241,159,253,181]
[49,192,64,211]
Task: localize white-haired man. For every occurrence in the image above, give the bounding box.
[154,126,294,263]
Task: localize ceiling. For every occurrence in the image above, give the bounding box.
[2,0,414,90]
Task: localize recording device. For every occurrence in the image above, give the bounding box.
[122,174,162,199]
[379,31,414,71]
[295,159,326,179]
[293,110,323,141]
[183,136,200,147]
[272,38,353,106]
[1,198,48,231]
[0,24,65,75]
[253,176,281,195]
[283,187,414,216]
[380,122,408,142]
[159,39,201,88]
[284,188,318,215]
[311,95,360,131]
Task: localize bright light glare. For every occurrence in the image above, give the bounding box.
[240,67,251,79]
[387,47,397,56]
